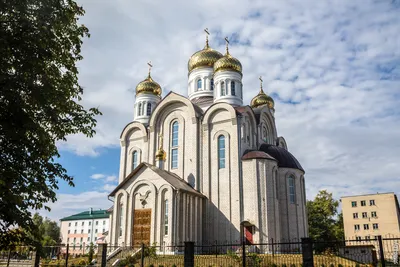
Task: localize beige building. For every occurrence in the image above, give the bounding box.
[341,192,400,241]
[108,33,308,248]
[60,209,110,254]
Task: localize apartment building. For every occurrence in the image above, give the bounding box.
[341,192,400,241]
[60,208,110,254]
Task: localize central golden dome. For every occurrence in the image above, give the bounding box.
[188,43,223,73]
[250,88,274,109]
[214,48,242,74]
[135,74,162,97]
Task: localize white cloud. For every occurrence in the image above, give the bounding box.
[56,0,400,201]
[90,173,105,180]
[103,184,116,192]
[106,175,117,182]
[39,191,113,221]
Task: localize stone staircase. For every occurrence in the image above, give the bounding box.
[106,246,142,267]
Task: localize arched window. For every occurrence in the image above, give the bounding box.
[141,103,145,116]
[132,151,138,170]
[146,103,151,116]
[218,135,225,169]
[197,79,202,90]
[288,176,295,204]
[171,121,178,169]
[221,82,225,96]
[231,81,235,95]
[138,103,142,116]
[164,199,169,235]
[210,79,214,91]
[263,126,268,142]
[118,202,123,237]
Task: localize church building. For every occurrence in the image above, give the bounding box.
[108,32,308,247]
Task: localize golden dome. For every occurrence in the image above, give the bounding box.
[251,88,275,109]
[135,74,162,97]
[155,148,166,161]
[213,48,242,74]
[188,43,223,73]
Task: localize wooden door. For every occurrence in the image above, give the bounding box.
[133,209,151,247]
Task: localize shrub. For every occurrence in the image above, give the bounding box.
[290,264,296,267]
[330,264,335,267]
[282,264,287,267]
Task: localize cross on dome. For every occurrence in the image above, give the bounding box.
[204,28,210,48]
[224,37,230,54]
[147,61,153,76]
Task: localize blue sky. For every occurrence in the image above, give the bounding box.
[40,0,400,220]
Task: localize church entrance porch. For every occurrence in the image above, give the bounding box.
[133,209,151,246]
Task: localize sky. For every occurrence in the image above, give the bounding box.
[40,0,400,221]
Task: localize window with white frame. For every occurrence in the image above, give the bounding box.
[373,223,379,230]
[221,81,225,96]
[354,224,360,230]
[146,103,151,116]
[353,213,358,219]
[197,79,202,90]
[364,224,369,230]
[171,121,179,169]
[164,199,169,235]
[132,151,138,170]
[119,203,123,237]
[138,103,142,116]
[370,199,375,205]
[218,135,225,169]
[371,211,377,218]
[231,81,235,95]
[210,79,214,91]
[288,176,296,204]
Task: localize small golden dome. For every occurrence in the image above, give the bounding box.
[135,74,162,97]
[213,42,242,74]
[251,88,275,109]
[155,148,166,161]
[188,43,223,73]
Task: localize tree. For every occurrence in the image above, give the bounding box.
[0,0,101,247]
[307,190,342,251]
[31,213,60,246]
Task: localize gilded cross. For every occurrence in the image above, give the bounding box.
[147,61,153,75]
[259,76,263,89]
[204,28,210,47]
[224,37,229,54]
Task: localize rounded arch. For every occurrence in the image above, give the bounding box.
[258,106,277,140]
[202,102,237,126]
[129,179,158,198]
[120,122,148,143]
[149,92,199,129]
[277,136,288,150]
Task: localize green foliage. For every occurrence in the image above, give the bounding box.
[248,253,263,267]
[88,242,94,263]
[338,264,343,267]
[226,249,241,263]
[330,264,335,267]
[307,190,343,252]
[0,0,100,247]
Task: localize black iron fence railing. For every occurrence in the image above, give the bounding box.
[2,235,400,267]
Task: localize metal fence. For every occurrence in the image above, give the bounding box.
[2,235,400,267]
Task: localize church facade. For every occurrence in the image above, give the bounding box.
[108,34,308,247]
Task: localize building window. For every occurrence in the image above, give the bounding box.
[361,200,366,206]
[364,224,369,230]
[197,79,202,90]
[353,213,358,219]
[80,237,83,243]
[288,176,295,204]
[103,220,106,225]
[102,229,105,233]
[88,229,91,233]
[73,237,76,243]
[95,229,98,233]
[362,212,367,218]
[371,211,377,218]
[75,222,77,226]
[82,222,84,226]
[370,199,375,206]
[138,103,142,116]
[356,236,361,241]
[354,224,360,230]
[263,126,267,142]
[68,230,70,234]
[164,199,169,235]
[95,237,97,241]
[218,135,226,169]
[67,238,69,243]
[132,151,138,170]
[373,223,379,230]
[74,230,77,234]
[365,236,370,241]
[81,229,83,234]
[96,221,98,226]
[68,222,71,227]
[147,103,151,116]
[119,204,123,237]
[87,237,90,241]
[171,121,178,169]
[275,170,279,199]
[221,81,225,96]
[351,201,357,207]
[231,81,235,95]
[210,79,214,91]
[89,222,91,226]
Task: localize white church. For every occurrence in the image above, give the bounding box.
[108,32,308,247]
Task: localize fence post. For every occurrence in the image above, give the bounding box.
[141,243,145,267]
[184,241,194,267]
[33,249,40,267]
[377,235,385,267]
[101,243,107,267]
[65,244,69,267]
[271,238,275,258]
[242,239,246,267]
[301,238,314,267]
